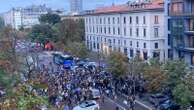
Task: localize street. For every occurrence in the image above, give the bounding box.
[36,51,153,110]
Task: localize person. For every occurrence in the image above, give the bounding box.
[116,106,119,110]
[63,104,69,110]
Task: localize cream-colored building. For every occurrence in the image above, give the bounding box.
[84,0,166,61]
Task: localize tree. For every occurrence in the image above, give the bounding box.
[163,60,188,89]
[0,26,17,73]
[0,16,4,29]
[107,51,129,77]
[56,19,84,45]
[172,83,194,108]
[28,24,57,44]
[39,13,61,25]
[129,55,145,75]
[65,42,88,58]
[143,59,166,92]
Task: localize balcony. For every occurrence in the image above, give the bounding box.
[176,44,194,53]
[185,30,194,35]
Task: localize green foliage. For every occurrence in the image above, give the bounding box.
[172,83,194,107]
[129,55,145,75]
[39,13,61,25]
[0,16,4,29]
[108,51,129,77]
[163,60,188,89]
[28,24,57,43]
[65,42,88,58]
[17,95,48,110]
[56,19,84,45]
[143,59,166,92]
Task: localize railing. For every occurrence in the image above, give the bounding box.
[169,12,194,16]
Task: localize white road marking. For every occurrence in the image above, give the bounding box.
[104,96,126,110]
[135,100,153,110]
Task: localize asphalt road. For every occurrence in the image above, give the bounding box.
[37,51,153,110]
[100,96,151,110]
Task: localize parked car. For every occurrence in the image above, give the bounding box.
[90,88,101,99]
[149,93,169,107]
[73,100,100,110]
[157,99,180,110]
[53,53,74,69]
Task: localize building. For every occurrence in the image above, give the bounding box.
[62,15,83,21]
[70,0,83,15]
[3,5,50,29]
[84,0,166,61]
[168,0,194,66]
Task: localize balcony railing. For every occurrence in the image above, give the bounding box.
[185,30,194,35]
[176,44,194,52]
[170,12,194,16]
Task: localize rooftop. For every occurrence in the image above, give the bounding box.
[88,0,163,15]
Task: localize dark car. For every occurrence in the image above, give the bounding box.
[149,93,169,107]
[53,53,74,69]
[157,100,180,110]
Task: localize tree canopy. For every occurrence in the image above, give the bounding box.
[28,24,57,44]
[107,51,129,77]
[56,19,84,45]
[39,13,61,25]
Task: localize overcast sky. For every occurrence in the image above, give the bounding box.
[0,0,129,13]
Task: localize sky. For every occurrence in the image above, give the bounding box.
[0,0,129,13]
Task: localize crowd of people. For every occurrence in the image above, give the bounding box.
[28,58,145,110]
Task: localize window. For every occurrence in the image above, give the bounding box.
[86,18,88,24]
[124,27,126,36]
[104,18,106,24]
[137,42,139,48]
[143,52,148,60]
[89,18,91,24]
[136,28,139,37]
[113,39,115,44]
[104,38,107,43]
[113,27,115,35]
[155,43,158,49]
[100,27,102,33]
[124,48,128,55]
[108,27,111,34]
[100,18,102,24]
[130,28,132,36]
[154,15,159,24]
[124,40,126,45]
[96,18,98,24]
[129,16,132,24]
[117,17,120,24]
[144,43,146,48]
[118,28,120,35]
[136,16,139,24]
[113,17,115,24]
[96,27,98,33]
[168,19,171,31]
[118,40,121,45]
[97,43,99,49]
[154,28,159,37]
[130,41,132,46]
[93,42,96,49]
[104,27,106,34]
[93,26,95,33]
[108,17,110,24]
[143,16,146,24]
[130,49,134,57]
[168,34,171,46]
[143,28,146,37]
[124,17,126,24]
